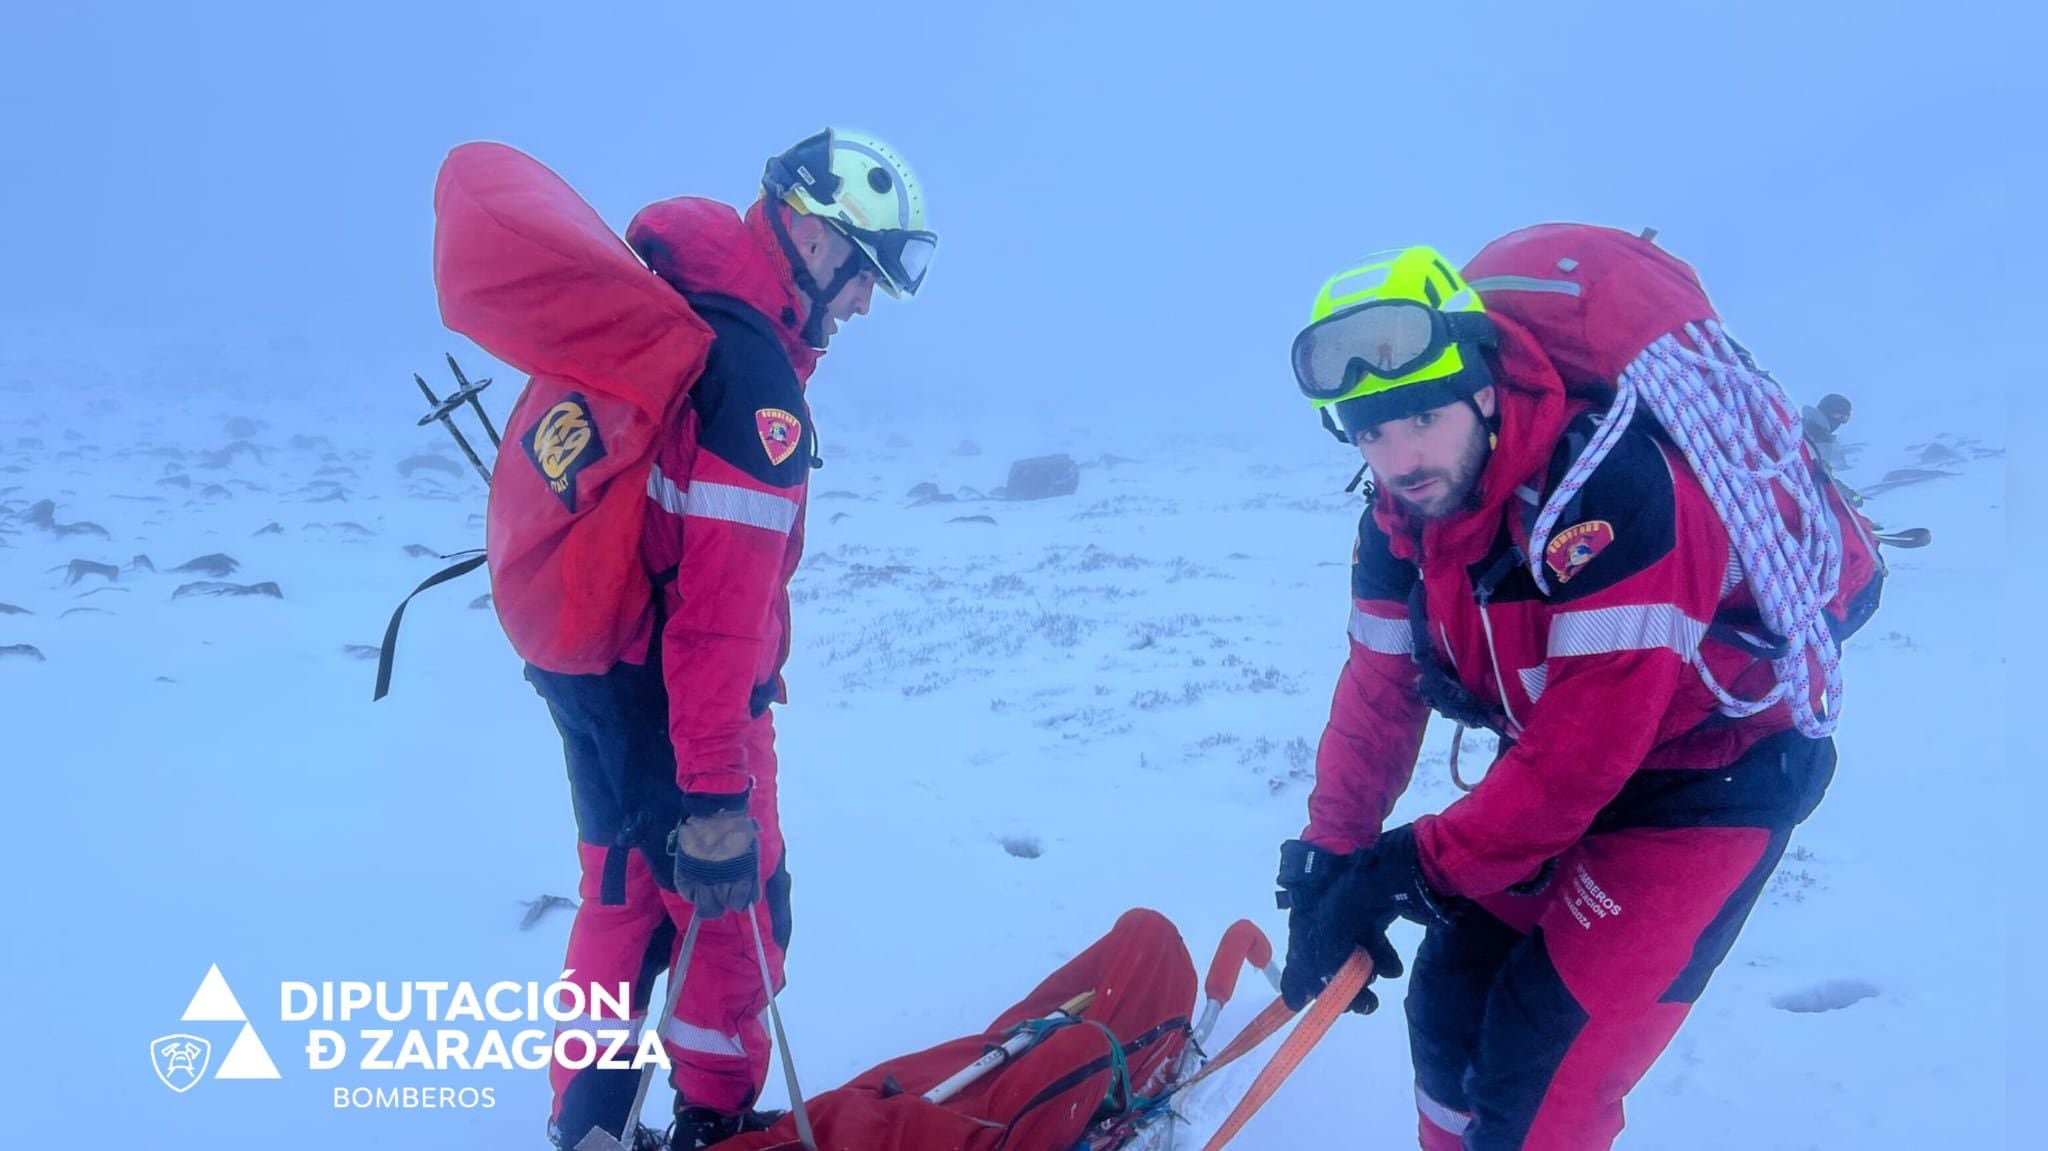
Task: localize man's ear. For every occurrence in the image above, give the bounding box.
[1473,385,1498,420]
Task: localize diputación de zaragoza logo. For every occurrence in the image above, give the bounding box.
[154,965,663,1110]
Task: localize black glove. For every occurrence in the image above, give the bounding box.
[1276,824,1447,1013]
[669,792,759,919]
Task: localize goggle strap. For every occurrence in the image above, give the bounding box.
[1443,310,1499,349]
[832,223,894,284]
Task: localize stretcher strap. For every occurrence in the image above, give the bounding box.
[751,914,818,1151]
[1198,950,1373,1151]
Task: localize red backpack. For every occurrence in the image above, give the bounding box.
[432,142,716,674]
[1461,224,1884,735]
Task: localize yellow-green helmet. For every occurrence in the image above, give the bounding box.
[1290,245,1496,440]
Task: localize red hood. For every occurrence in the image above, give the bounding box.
[1376,315,1576,568]
[625,197,821,380]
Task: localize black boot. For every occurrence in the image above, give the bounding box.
[669,1105,786,1150]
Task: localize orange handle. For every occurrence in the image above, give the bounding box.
[1198,949,1374,1151]
[1203,919,1276,1004]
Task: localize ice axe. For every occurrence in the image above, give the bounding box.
[414,372,494,483]
[924,990,1099,1105]
[575,913,701,1151]
[411,353,499,483]
[441,352,501,447]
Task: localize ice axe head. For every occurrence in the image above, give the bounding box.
[572,1128,634,1151]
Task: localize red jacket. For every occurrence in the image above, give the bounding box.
[622,198,822,800]
[1305,321,1792,898]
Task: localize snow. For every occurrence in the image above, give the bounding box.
[0,350,2008,1150]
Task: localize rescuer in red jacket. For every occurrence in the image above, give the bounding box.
[526,129,936,1151]
[1274,246,1840,1151]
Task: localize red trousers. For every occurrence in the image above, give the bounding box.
[529,655,791,1145]
[1407,731,1833,1150]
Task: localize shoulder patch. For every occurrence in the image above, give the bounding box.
[755,408,802,466]
[689,302,809,489]
[525,393,606,511]
[1544,519,1616,583]
[1538,423,1679,603]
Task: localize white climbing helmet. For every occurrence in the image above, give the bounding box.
[762,128,935,298]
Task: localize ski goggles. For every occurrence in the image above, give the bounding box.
[827,218,937,298]
[1290,299,1497,401]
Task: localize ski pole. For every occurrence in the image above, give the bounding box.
[574,913,700,1151]
[925,990,1098,1105]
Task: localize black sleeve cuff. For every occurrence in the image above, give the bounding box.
[679,790,751,821]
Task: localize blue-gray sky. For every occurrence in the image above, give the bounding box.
[0,0,2027,433]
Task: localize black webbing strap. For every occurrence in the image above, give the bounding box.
[373,551,488,701]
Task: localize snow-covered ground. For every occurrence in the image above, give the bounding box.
[0,346,2007,1149]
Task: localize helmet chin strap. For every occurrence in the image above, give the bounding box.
[769,202,868,350]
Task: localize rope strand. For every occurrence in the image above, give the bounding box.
[1524,322,1845,737]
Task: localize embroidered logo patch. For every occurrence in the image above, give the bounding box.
[755,408,802,466]
[1544,519,1615,583]
[525,394,606,511]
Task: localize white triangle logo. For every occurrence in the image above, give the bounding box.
[214,1023,282,1080]
[180,965,248,1023]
